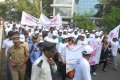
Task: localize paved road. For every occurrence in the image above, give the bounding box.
[0,54,120,80]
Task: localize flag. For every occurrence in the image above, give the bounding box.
[108,25,120,39]
[21,11,39,26]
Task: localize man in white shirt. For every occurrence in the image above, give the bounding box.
[31,41,57,80]
[2,31,14,80]
[111,37,120,70]
[73,45,93,80]
[2,31,14,57]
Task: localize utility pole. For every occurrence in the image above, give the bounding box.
[75,0,79,15]
[40,0,42,13]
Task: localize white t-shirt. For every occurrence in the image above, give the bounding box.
[111,41,120,56]
[2,38,14,57]
[73,58,91,80]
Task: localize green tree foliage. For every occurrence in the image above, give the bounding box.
[102,7,120,32]
[0,0,40,21]
[73,14,96,31]
[100,0,120,32]
[42,0,53,17]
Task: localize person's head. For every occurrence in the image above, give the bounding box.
[68,37,75,45]
[37,41,44,51]
[12,32,20,47]
[32,35,38,43]
[113,37,117,42]
[42,41,56,58]
[24,31,29,37]
[50,27,54,33]
[74,31,78,35]
[82,45,93,60]
[8,31,14,39]
[86,33,90,38]
[19,27,22,31]
[58,31,62,36]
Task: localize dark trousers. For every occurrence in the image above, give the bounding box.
[25,58,32,80]
[99,60,108,69]
[7,62,12,80]
[58,61,66,80]
[90,65,97,73]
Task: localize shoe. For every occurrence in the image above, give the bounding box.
[102,69,107,72]
[113,67,118,71]
[92,72,97,76]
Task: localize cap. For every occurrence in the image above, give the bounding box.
[42,41,56,51]
[20,34,25,42]
[82,45,93,54]
[62,35,69,39]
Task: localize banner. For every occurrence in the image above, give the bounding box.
[39,13,62,29]
[50,14,62,27]
[89,39,102,65]
[108,25,120,39]
[21,11,39,26]
[65,45,83,73]
[39,13,51,29]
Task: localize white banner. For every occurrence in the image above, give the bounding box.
[89,39,102,65]
[39,13,62,29]
[108,25,120,39]
[65,45,83,73]
[21,11,39,26]
[50,14,62,27]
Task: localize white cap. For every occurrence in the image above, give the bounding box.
[35,31,39,34]
[85,30,88,33]
[82,45,93,54]
[20,34,25,42]
[92,30,95,32]
[95,32,100,36]
[62,35,69,39]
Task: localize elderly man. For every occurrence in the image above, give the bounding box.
[7,32,29,80]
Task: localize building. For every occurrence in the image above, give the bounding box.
[51,0,74,19]
[0,0,17,2]
[0,0,5,2]
[74,0,100,16]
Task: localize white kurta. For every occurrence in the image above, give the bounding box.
[111,41,120,56]
[31,54,57,80]
[73,58,91,80]
[2,38,14,57]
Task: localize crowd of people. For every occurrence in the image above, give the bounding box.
[1,21,120,80]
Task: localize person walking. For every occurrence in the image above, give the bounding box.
[73,45,93,80]
[31,41,57,80]
[7,32,29,80]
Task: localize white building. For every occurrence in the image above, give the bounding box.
[0,0,5,2]
[0,0,17,2]
[51,0,74,19]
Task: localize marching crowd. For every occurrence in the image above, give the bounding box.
[1,21,120,80]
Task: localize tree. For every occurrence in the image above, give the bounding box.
[99,0,120,32]
[102,7,120,32]
[0,0,40,21]
[73,14,96,31]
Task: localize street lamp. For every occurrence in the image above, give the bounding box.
[75,0,79,15]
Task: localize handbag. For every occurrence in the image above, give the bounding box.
[67,70,74,79]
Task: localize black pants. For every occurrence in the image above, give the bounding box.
[58,61,66,80]
[99,60,108,69]
[90,65,97,73]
